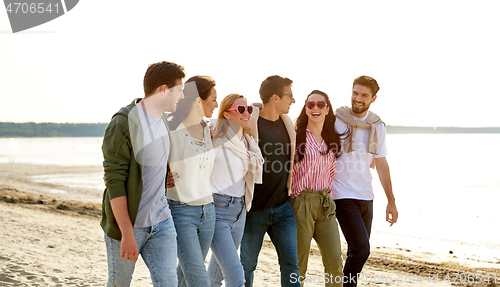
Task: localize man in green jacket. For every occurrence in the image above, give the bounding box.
[101,61,185,286]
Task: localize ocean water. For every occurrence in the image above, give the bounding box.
[0,137,105,197]
[0,137,104,166]
[1,134,499,267]
[370,134,500,267]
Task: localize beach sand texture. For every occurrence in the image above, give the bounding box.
[0,198,474,287]
[1,163,499,286]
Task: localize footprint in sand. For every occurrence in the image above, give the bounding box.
[51,276,61,283]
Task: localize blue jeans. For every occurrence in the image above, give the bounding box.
[334,199,373,287]
[240,201,300,287]
[208,193,247,287]
[104,217,177,287]
[168,200,216,287]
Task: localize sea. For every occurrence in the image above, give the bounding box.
[0,134,499,269]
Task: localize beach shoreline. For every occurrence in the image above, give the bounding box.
[1,187,499,286]
[1,162,499,286]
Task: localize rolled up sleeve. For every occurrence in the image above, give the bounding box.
[102,118,131,200]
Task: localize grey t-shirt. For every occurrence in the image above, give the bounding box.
[134,103,171,228]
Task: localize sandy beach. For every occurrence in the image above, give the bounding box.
[1,163,499,286]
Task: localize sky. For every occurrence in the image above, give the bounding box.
[1,1,499,127]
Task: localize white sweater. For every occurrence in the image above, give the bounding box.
[210,144,246,198]
[167,123,215,205]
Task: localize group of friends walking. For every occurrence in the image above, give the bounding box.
[101,61,399,287]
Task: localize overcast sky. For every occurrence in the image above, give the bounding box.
[1,1,499,127]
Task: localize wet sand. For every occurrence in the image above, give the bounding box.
[0,163,104,204]
[1,163,499,286]
[4,195,497,287]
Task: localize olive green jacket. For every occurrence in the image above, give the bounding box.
[100,99,170,240]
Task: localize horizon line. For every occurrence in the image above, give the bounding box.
[1,122,500,129]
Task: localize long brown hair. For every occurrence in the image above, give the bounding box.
[188,76,216,100]
[212,93,251,140]
[294,90,343,162]
[168,75,216,130]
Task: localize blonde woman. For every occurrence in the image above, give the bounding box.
[208,94,264,287]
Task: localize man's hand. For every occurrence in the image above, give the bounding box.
[120,232,139,262]
[375,157,398,226]
[207,119,213,139]
[166,169,178,188]
[386,202,398,226]
[252,102,263,110]
[109,196,137,262]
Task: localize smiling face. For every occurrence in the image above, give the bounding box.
[201,87,218,118]
[224,98,251,128]
[276,85,295,114]
[351,84,377,117]
[305,93,329,125]
[164,78,184,113]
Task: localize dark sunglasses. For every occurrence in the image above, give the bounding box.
[228,105,254,115]
[306,101,327,109]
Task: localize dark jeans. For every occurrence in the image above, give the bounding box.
[334,199,373,287]
[240,201,300,287]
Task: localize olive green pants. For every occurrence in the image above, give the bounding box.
[291,189,343,287]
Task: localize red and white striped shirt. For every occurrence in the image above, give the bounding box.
[291,129,336,198]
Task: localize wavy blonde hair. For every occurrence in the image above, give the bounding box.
[212,93,252,140]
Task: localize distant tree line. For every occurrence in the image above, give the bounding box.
[0,122,107,137]
[1,122,499,137]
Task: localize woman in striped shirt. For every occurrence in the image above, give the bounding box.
[291,90,344,287]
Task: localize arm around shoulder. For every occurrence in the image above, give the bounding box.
[248,105,260,142]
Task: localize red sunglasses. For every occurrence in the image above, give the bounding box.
[306,101,327,109]
[228,105,254,115]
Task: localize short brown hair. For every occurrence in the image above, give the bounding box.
[259,75,293,104]
[353,75,379,96]
[143,61,186,96]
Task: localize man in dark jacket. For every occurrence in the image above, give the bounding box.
[101,61,185,286]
